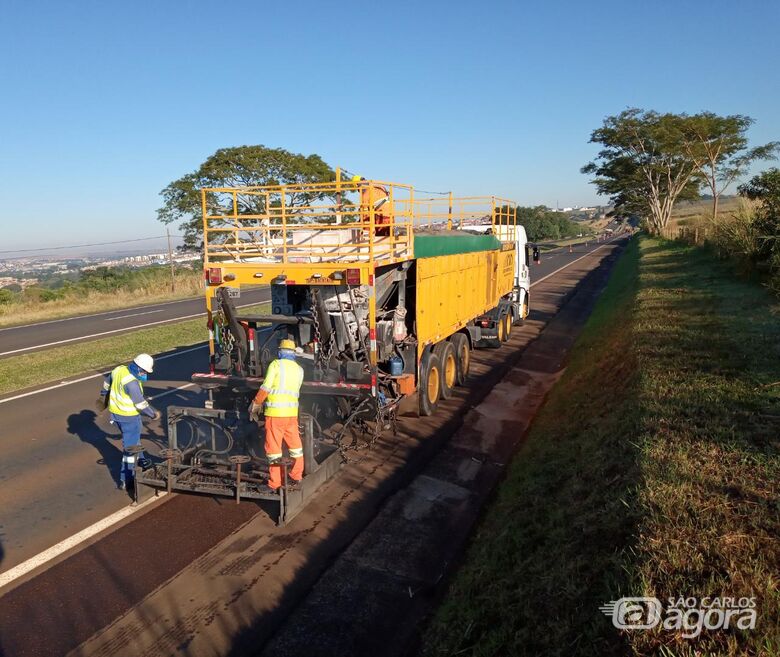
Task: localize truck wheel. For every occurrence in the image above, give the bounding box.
[448,333,470,386]
[493,315,506,345]
[433,341,456,399]
[419,351,442,416]
[501,313,512,341]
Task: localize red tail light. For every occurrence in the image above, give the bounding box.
[346,268,361,285]
[207,267,222,285]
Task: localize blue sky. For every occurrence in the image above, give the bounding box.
[1,0,779,251]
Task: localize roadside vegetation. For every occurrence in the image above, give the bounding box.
[0,265,204,327]
[516,205,591,242]
[421,235,779,656]
[0,303,268,395]
[672,169,780,296]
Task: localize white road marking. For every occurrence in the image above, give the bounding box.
[0,491,169,590]
[531,238,618,288]
[0,344,208,405]
[149,383,197,400]
[0,297,269,356]
[0,239,626,590]
[0,297,200,331]
[104,309,165,321]
[0,313,205,356]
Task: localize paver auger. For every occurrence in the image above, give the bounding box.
[136,178,531,523]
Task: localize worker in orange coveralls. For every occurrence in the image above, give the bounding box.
[353,175,393,236]
[249,339,305,490]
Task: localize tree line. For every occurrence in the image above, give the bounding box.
[581,109,778,232]
[0,265,198,306]
[582,109,780,293]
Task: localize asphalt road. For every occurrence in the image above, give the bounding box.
[0,235,624,578]
[0,235,628,657]
[0,287,270,358]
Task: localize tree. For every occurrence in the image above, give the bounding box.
[582,109,701,235]
[157,145,335,247]
[681,113,779,221]
[514,206,583,241]
[738,168,780,260]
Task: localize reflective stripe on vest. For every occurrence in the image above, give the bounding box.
[108,365,142,416]
[264,359,304,417]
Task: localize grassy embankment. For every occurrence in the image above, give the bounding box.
[0,303,269,395]
[421,236,779,656]
[0,268,204,328]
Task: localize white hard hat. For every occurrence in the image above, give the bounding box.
[134,353,154,373]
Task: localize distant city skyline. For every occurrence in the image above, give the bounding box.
[1,0,778,251]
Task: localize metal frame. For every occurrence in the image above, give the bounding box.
[135,408,341,525]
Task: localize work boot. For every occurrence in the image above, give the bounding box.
[117,481,126,491]
[287,479,302,491]
[258,484,280,495]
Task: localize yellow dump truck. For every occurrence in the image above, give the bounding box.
[137,179,530,522]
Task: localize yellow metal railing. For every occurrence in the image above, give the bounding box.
[201,181,518,266]
[411,196,518,242]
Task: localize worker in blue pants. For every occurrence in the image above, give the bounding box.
[97,353,159,490]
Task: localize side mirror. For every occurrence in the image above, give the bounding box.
[532,247,540,263]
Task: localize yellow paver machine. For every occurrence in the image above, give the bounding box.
[137,177,530,523]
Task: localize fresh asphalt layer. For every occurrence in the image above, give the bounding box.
[0,236,625,657]
[0,287,270,358]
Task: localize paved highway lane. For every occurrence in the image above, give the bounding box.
[0,235,624,576]
[0,286,270,358]
[0,346,210,573]
[0,237,629,657]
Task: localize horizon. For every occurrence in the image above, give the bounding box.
[1,0,778,251]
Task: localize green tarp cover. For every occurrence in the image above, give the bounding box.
[413,231,501,258]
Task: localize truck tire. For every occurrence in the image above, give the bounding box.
[448,333,470,386]
[433,341,457,399]
[419,351,442,416]
[501,312,511,342]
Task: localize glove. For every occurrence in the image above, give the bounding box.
[95,395,108,413]
[249,401,263,422]
[150,408,161,421]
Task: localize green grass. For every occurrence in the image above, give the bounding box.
[420,236,779,656]
[0,269,206,328]
[0,303,269,395]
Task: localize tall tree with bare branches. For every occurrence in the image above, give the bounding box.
[582,109,701,235]
[681,112,779,222]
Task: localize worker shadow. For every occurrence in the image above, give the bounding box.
[66,410,123,489]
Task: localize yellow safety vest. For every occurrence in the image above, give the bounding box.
[261,358,304,417]
[108,365,143,416]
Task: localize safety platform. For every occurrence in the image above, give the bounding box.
[135,408,341,525]
[200,179,519,269]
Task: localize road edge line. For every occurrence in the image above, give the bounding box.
[0,492,170,593]
[0,344,208,404]
[530,239,617,288]
[0,296,268,357]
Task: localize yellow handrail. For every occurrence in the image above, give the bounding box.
[201,181,517,267]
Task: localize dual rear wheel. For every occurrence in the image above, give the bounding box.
[420,333,471,416]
